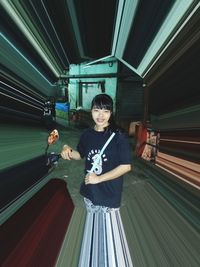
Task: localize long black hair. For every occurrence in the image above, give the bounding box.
[91,94,124,133]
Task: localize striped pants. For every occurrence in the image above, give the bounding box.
[78,198,133,267]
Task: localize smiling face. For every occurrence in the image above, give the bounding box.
[91,107,112,131]
[91,94,113,131]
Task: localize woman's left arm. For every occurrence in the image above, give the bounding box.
[85,164,131,184]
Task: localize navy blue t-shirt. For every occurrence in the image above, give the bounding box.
[77,128,132,208]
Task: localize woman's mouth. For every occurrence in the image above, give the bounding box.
[96,119,104,123]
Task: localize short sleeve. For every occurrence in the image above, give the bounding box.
[117,133,132,164]
[77,131,87,158]
[77,137,85,158]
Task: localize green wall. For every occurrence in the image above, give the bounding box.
[68,61,117,111]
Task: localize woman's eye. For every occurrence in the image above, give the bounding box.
[103,110,110,114]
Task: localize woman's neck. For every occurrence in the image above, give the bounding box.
[94,125,103,132]
[94,125,106,132]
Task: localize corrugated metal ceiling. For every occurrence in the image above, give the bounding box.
[1,0,199,85]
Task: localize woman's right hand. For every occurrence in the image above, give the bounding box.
[61,145,73,160]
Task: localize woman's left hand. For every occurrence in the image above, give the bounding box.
[85,172,100,184]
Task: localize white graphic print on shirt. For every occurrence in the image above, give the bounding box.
[87,149,108,175]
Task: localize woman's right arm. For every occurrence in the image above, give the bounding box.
[61,145,81,160]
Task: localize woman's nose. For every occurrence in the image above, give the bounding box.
[98,111,104,117]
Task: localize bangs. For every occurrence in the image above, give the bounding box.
[91,94,113,111]
[92,102,112,110]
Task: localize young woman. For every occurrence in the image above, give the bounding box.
[61,94,133,266]
[61,93,132,208]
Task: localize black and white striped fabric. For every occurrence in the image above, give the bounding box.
[78,198,133,267]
